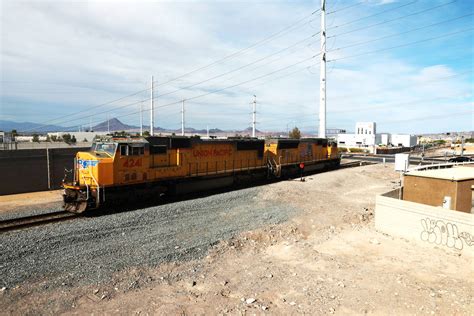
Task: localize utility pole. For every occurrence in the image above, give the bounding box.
[319,0,327,138]
[139,102,143,136]
[89,118,92,132]
[181,99,185,136]
[107,114,110,134]
[150,76,154,136]
[252,95,257,138]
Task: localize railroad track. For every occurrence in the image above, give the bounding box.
[339,160,375,169]
[0,211,78,233]
[1,160,374,232]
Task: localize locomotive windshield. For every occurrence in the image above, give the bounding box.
[91,142,117,157]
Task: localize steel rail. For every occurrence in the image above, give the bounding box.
[0,211,78,233]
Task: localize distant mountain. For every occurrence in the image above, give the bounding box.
[243,127,261,133]
[0,120,73,133]
[92,118,137,132]
[0,118,279,135]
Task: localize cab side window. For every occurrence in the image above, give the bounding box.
[130,146,145,156]
[120,144,145,156]
[120,145,128,156]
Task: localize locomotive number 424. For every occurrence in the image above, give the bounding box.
[123,158,142,168]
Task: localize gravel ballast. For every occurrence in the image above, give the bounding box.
[0,185,300,289]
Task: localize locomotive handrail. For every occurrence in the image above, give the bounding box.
[80,172,89,201]
[89,172,100,208]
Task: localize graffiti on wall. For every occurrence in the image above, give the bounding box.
[420,218,473,250]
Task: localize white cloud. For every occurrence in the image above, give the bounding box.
[1,0,472,133]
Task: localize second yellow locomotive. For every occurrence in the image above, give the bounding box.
[63,136,339,212]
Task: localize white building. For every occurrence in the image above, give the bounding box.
[380,133,390,146]
[337,122,381,152]
[391,134,417,147]
[47,131,108,142]
[337,122,417,153]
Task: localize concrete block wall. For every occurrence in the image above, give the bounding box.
[375,192,474,257]
[0,147,88,195]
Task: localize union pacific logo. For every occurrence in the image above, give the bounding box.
[78,159,99,169]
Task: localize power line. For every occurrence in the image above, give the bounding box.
[329,13,474,52]
[219,39,319,85]
[328,28,474,62]
[23,9,320,132]
[22,88,149,132]
[151,54,319,109]
[329,0,419,29]
[152,9,320,88]
[153,33,320,100]
[328,1,456,38]
[327,1,364,15]
[36,54,320,131]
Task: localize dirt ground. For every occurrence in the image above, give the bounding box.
[1,164,473,315]
[0,190,62,213]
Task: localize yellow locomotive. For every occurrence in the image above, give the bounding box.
[62,136,339,212]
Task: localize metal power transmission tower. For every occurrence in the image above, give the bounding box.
[150,76,155,136]
[319,0,327,138]
[181,99,185,136]
[252,95,257,137]
[139,102,143,136]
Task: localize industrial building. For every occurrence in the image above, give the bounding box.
[337,122,417,153]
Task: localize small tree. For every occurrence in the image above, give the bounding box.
[62,133,72,144]
[143,130,150,137]
[71,135,77,144]
[32,134,40,142]
[11,129,18,137]
[50,135,57,142]
[83,138,88,142]
[289,127,301,139]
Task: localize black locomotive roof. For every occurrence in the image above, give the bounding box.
[145,136,264,149]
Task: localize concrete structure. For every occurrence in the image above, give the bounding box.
[15,135,48,142]
[404,167,474,213]
[391,134,417,147]
[0,147,88,195]
[337,122,380,153]
[375,189,473,256]
[47,131,107,142]
[380,133,390,146]
[337,122,418,153]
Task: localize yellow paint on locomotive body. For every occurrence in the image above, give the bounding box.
[65,136,339,211]
[328,142,338,159]
[73,137,338,190]
[266,138,335,166]
[76,151,114,188]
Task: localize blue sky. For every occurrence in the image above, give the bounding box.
[0,0,473,134]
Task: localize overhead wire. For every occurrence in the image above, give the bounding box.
[328,0,457,38]
[153,32,320,100]
[329,0,419,29]
[328,27,474,62]
[24,8,320,132]
[328,13,474,52]
[327,1,364,15]
[152,9,320,88]
[45,54,321,131]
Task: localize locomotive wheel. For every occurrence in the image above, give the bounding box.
[64,201,88,213]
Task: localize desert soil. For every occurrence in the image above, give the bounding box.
[1,164,472,315]
[0,190,62,213]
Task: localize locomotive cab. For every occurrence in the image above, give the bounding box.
[62,137,148,213]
